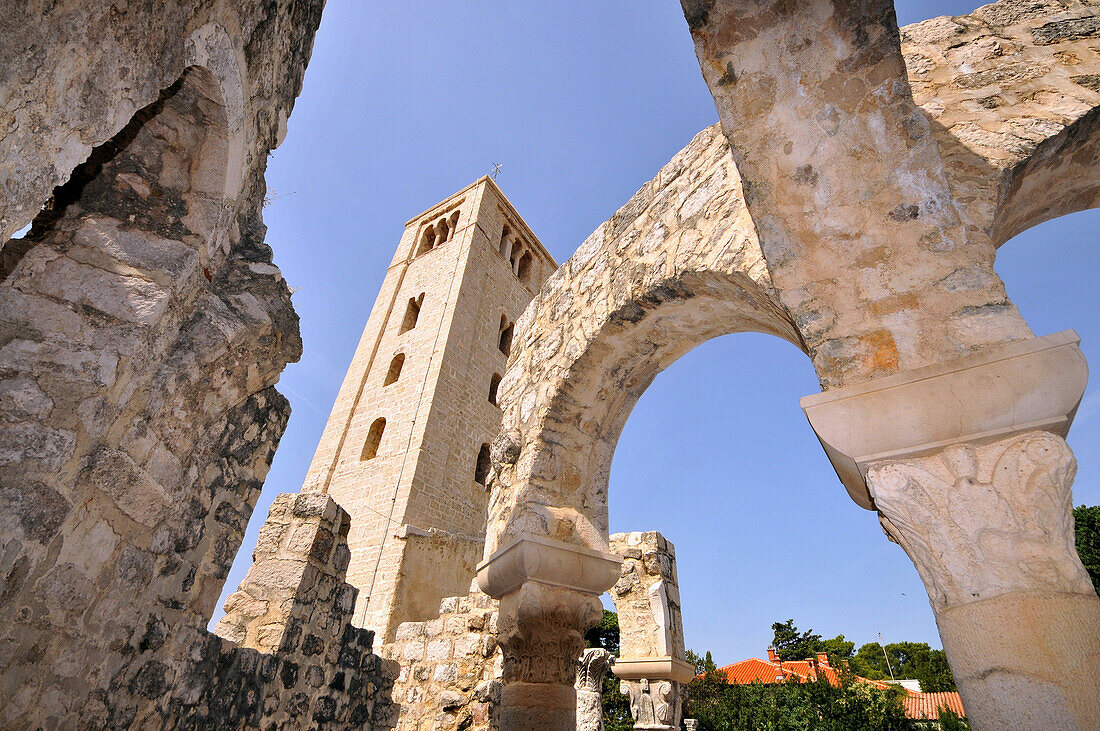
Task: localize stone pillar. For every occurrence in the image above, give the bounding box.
[477,534,621,731]
[608,532,694,731]
[576,648,612,731]
[804,332,1100,729]
[215,492,354,654]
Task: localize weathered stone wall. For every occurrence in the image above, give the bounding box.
[0,1,330,727]
[683,0,1100,389]
[383,584,502,730]
[167,492,398,728]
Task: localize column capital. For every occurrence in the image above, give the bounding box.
[611,657,695,684]
[476,533,622,598]
[801,331,1087,509]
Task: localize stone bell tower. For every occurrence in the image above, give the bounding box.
[299,176,555,640]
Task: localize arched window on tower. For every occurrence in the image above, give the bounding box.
[488,373,502,405]
[517,250,533,283]
[435,217,449,244]
[509,242,524,273]
[448,210,460,240]
[399,293,424,334]
[417,226,436,256]
[498,315,514,357]
[474,443,491,485]
[499,225,512,259]
[361,418,386,460]
[384,353,405,386]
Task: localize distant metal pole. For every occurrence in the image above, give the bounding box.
[878,632,896,681]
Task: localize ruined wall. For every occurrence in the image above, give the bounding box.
[0,1,350,727]
[383,584,502,731]
[609,532,689,731]
[609,532,685,664]
[168,492,398,728]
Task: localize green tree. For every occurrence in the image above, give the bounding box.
[822,635,856,668]
[684,663,913,730]
[1074,505,1100,595]
[584,609,621,655]
[850,642,956,692]
[772,619,824,661]
[686,648,717,676]
[937,704,971,731]
[771,619,854,667]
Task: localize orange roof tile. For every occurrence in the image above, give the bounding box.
[706,651,965,720]
[903,691,966,720]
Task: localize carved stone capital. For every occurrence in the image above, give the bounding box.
[496,582,604,687]
[619,677,683,731]
[576,648,612,693]
[576,648,612,731]
[802,331,1087,508]
[866,431,1094,610]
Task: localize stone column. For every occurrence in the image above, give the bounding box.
[478,534,621,730]
[609,532,694,731]
[804,332,1100,729]
[576,648,612,731]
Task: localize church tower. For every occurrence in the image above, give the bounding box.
[300,177,555,640]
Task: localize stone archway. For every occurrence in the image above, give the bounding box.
[479,3,1100,729]
[474,125,812,728]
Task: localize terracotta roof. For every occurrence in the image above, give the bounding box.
[707,652,965,720]
[903,691,966,720]
[711,657,885,690]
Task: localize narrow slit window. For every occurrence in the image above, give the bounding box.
[488,373,502,405]
[384,353,405,386]
[474,443,491,486]
[361,418,386,460]
[399,293,424,334]
[516,250,533,283]
[498,315,514,357]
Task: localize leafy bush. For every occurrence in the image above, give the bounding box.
[684,668,913,730]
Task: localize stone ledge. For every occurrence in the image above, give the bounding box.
[611,657,696,684]
[476,534,621,598]
[801,331,1087,509]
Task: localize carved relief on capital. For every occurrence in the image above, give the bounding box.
[576,648,612,731]
[576,647,612,693]
[621,678,682,730]
[866,431,1093,609]
[497,582,604,686]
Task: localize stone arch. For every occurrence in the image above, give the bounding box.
[483,125,808,559]
[989,109,1100,248]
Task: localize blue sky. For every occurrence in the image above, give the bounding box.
[216,1,1100,664]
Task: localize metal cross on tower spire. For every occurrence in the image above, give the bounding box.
[490,162,502,180]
